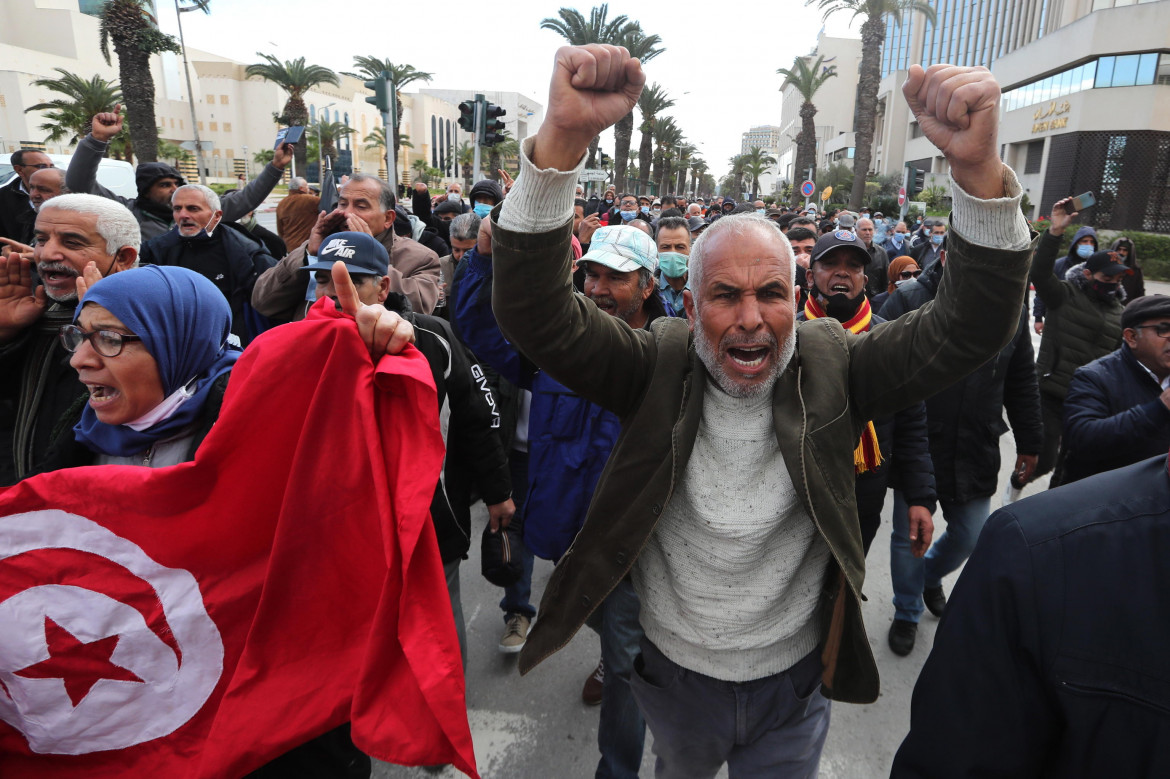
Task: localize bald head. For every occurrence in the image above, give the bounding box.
[29,168,68,211]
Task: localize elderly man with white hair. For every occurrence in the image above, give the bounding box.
[140,183,275,345]
[489,44,1035,777]
[0,194,141,484]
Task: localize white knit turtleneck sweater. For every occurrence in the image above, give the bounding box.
[631,380,830,682]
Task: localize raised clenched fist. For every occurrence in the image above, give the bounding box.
[902,65,1004,198]
[531,45,646,171]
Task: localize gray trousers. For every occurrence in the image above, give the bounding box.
[443,559,466,673]
[630,638,830,779]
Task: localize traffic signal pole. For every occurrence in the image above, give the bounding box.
[472,94,484,182]
[387,74,397,190]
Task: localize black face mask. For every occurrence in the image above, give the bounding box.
[814,283,864,321]
[1090,279,1119,298]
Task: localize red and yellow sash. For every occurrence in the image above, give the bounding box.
[803,295,882,474]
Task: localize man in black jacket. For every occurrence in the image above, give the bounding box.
[0,149,53,244]
[893,453,1170,777]
[1060,294,1170,484]
[140,184,275,345]
[304,231,513,668]
[880,254,1043,654]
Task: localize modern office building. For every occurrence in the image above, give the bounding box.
[871,0,1170,230]
[741,125,783,155]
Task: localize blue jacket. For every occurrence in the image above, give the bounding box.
[452,246,624,561]
[1060,344,1170,484]
[894,455,1170,777]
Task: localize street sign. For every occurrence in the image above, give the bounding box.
[821,186,832,202]
[579,169,609,182]
[800,180,815,198]
[898,187,907,206]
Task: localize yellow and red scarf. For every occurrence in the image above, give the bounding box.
[803,295,883,474]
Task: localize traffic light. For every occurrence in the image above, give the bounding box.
[364,71,389,114]
[481,102,506,147]
[913,167,925,196]
[458,100,476,133]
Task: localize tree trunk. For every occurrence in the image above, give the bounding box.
[658,158,672,196]
[638,124,654,194]
[613,110,634,192]
[112,36,160,163]
[488,149,501,181]
[586,136,599,169]
[791,101,818,207]
[850,17,886,210]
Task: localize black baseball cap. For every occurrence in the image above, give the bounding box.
[302,231,389,276]
[1086,250,1133,277]
[810,229,871,266]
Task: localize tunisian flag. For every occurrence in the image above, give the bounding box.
[0,302,477,777]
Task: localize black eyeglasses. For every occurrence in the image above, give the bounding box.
[899,269,922,280]
[58,324,143,357]
[1133,323,1170,339]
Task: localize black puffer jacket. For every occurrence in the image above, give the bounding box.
[1061,344,1170,484]
[384,293,511,563]
[883,275,1044,502]
[1031,230,1125,402]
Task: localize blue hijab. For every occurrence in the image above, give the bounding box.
[73,265,239,457]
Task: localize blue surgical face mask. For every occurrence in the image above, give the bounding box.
[931,233,944,246]
[756,209,766,215]
[641,206,650,215]
[891,233,905,246]
[473,202,492,219]
[658,251,688,279]
[619,210,637,221]
[1076,243,1094,259]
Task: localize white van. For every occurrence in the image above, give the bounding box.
[0,152,137,200]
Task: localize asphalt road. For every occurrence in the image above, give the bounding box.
[254,202,1164,778]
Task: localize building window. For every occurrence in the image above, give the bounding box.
[909,121,923,139]
[206,95,214,104]
[223,122,231,132]
[220,95,229,105]
[1024,140,1044,174]
[180,119,184,129]
[197,121,203,131]
[209,122,218,132]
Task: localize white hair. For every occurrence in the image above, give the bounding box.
[289,176,308,191]
[688,213,795,305]
[173,183,221,212]
[39,193,141,253]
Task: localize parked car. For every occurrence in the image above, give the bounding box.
[0,152,137,200]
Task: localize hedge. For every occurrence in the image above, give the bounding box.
[1029,220,1170,281]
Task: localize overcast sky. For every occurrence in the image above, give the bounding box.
[158,0,861,180]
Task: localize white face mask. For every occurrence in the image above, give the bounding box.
[447,192,461,202]
[125,380,197,431]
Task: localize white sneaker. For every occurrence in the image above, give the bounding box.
[499,614,531,654]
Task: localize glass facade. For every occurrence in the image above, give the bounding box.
[1002,52,1168,112]
[880,14,915,77]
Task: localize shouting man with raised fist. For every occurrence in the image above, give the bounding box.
[492,44,1035,777]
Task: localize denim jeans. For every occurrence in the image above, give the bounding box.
[890,490,993,622]
[443,559,466,673]
[500,450,536,620]
[585,578,646,779]
[630,639,829,779]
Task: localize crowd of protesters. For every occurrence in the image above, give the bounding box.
[2,42,1169,779]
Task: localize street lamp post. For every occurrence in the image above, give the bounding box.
[175,0,208,185]
[316,102,335,183]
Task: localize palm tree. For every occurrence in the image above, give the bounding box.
[456,141,475,192]
[157,138,193,167]
[487,130,521,184]
[363,126,387,154]
[740,146,778,198]
[611,25,664,192]
[810,0,936,209]
[689,158,708,197]
[411,158,433,184]
[540,5,637,169]
[776,55,837,206]
[348,57,433,172]
[246,53,339,175]
[314,120,354,166]
[653,118,683,196]
[674,144,697,195]
[636,83,674,195]
[25,69,123,146]
[98,0,189,161]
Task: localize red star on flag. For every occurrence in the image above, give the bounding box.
[14,617,144,706]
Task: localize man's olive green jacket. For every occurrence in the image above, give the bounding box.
[491,214,1035,703]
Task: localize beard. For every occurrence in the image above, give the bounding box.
[692,311,795,400]
[589,293,643,325]
[36,261,80,303]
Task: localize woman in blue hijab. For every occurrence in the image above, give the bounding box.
[59,265,238,466]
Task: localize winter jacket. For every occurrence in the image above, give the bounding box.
[381,293,511,563]
[140,223,276,344]
[1033,225,1097,322]
[65,135,284,241]
[250,229,441,320]
[1060,344,1170,484]
[879,234,911,258]
[893,455,1170,778]
[394,206,449,258]
[795,310,936,515]
[1031,229,1124,402]
[490,207,1037,703]
[882,268,1043,500]
[234,217,287,260]
[864,244,891,299]
[451,245,630,562]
